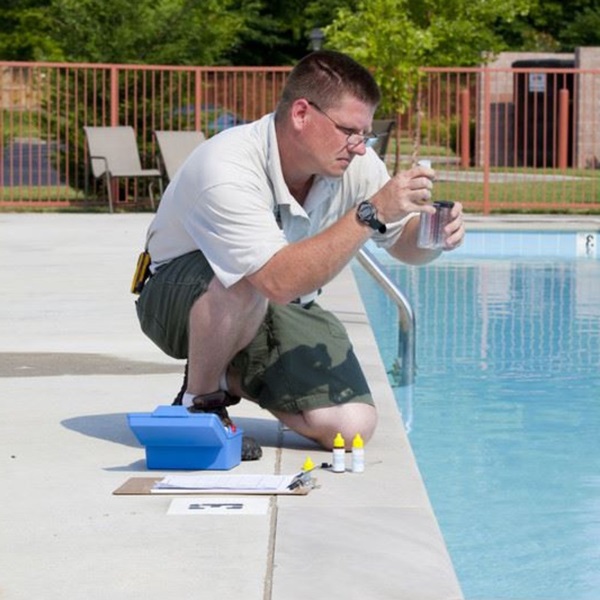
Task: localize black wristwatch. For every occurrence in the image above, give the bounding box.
[356,200,386,234]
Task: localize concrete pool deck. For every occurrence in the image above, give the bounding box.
[5,212,597,599]
[0,212,465,600]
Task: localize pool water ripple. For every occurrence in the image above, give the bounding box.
[354,253,600,599]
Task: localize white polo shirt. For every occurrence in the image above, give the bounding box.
[146,113,410,288]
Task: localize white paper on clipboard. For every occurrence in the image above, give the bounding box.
[151,474,296,494]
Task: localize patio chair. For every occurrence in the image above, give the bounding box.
[371,119,395,160]
[154,130,206,181]
[83,126,163,212]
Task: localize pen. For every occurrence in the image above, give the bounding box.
[286,461,330,490]
[287,470,312,490]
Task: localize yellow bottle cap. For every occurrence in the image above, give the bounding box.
[352,433,364,449]
[302,456,315,472]
[333,432,345,448]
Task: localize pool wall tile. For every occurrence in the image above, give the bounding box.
[451,230,598,259]
[370,229,598,262]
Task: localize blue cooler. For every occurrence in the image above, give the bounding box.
[127,405,243,470]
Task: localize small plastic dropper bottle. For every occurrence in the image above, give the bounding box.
[332,432,346,473]
[302,456,315,472]
[351,433,365,473]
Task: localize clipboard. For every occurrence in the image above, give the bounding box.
[113,474,314,496]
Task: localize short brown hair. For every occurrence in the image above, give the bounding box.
[275,50,380,120]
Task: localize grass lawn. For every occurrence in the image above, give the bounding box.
[382,139,600,214]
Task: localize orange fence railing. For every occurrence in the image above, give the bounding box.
[1,61,599,213]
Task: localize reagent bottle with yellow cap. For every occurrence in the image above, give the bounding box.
[332,432,346,473]
[351,433,365,473]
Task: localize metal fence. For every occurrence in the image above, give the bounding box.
[1,60,599,213]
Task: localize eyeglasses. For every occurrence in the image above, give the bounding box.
[307,100,379,148]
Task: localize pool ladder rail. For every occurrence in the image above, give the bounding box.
[356,247,416,387]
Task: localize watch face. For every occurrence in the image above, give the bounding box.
[357,201,386,233]
[357,202,375,221]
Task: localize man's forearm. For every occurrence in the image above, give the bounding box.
[247,208,373,304]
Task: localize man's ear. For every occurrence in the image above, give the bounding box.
[290,98,311,132]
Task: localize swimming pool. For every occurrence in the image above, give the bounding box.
[353,232,600,600]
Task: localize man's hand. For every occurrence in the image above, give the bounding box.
[371,164,436,224]
[442,201,465,251]
[380,161,465,264]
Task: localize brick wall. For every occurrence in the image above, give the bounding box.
[479,48,600,169]
[575,47,600,168]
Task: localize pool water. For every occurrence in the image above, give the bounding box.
[353,247,600,600]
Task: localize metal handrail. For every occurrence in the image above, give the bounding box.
[356,247,416,386]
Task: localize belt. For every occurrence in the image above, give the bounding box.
[291,289,321,307]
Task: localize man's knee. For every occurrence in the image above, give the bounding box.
[302,402,378,450]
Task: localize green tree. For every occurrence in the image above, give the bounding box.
[3,0,600,66]
[47,0,259,65]
[0,0,358,66]
[325,0,534,171]
[224,0,358,65]
[0,0,61,61]
[562,6,600,48]
[501,0,600,51]
[226,0,311,65]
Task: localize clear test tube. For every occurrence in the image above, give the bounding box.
[417,201,455,249]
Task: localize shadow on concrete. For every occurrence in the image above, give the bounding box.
[61,412,287,451]
[105,459,149,472]
[0,352,184,378]
[61,407,320,474]
[62,412,141,448]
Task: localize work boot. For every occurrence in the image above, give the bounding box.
[187,390,240,430]
[172,364,262,461]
